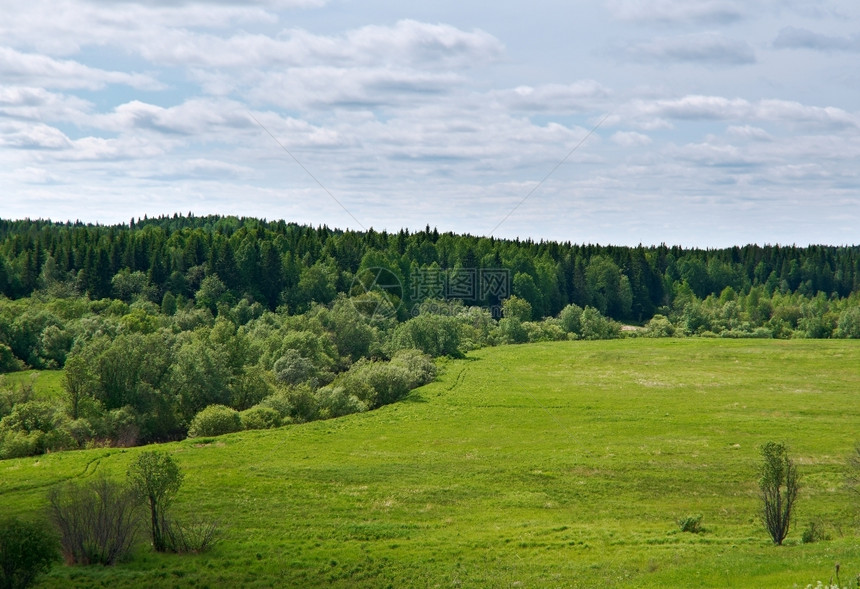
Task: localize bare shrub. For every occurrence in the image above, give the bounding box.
[48,477,139,565]
[162,517,221,554]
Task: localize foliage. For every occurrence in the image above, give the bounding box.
[389,313,462,357]
[759,441,800,545]
[48,477,139,565]
[800,520,830,544]
[127,451,184,553]
[187,405,242,438]
[239,406,282,431]
[502,295,532,322]
[0,517,58,589]
[677,514,703,533]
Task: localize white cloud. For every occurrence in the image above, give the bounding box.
[623,95,859,129]
[621,32,756,65]
[0,47,162,90]
[605,0,746,24]
[0,122,73,150]
[611,131,653,146]
[493,81,611,112]
[726,125,773,141]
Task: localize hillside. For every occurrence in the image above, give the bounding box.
[2,339,860,588]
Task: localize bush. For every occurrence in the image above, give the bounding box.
[335,360,412,408]
[645,314,675,338]
[677,514,703,533]
[558,304,584,335]
[389,314,462,357]
[161,517,221,554]
[48,477,139,565]
[0,516,59,589]
[187,405,241,438]
[260,385,317,423]
[388,349,437,389]
[239,406,282,431]
[800,520,830,544]
[315,386,368,419]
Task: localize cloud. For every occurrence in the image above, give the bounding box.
[0,47,163,90]
[101,19,504,70]
[773,26,860,52]
[621,32,756,65]
[726,125,773,141]
[611,131,653,146]
[0,87,93,122]
[624,95,859,129]
[605,0,746,24]
[493,81,611,112]
[0,122,73,149]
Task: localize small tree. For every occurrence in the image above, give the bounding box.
[127,451,183,552]
[0,516,58,589]
[759,441,800,545]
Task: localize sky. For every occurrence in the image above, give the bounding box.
[1,0,858,247]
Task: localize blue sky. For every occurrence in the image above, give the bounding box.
[1,0,858,246]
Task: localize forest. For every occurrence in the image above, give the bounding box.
[0,215,859,459]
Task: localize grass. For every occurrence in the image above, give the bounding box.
[1,369,65,401]
[2,338,860,588]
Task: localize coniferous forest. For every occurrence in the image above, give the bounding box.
[0,214,859,458]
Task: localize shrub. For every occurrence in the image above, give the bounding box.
[315,386,368,419]
[0,516,59,589]
[187,405,241,438]
[48,477,139,565]
[645,314,675,338]
[335,360,413,408]
[800,520,830,544]
[388,349,437,389]
[239,406,282,431]
[389,314,462,357]
[496,317,528,344]
[161,517,221,554]
[558,304,584,335]
[759,441,800,545]
[677,514,703,533]
[260,385,317,423]
[580,306,621,340]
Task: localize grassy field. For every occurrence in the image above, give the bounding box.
[2,339,860,588]
[1,369,65,401]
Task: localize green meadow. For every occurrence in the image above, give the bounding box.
[2,338,860,588]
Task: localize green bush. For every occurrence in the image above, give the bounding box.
[187,405,241,438]
[315,386,368,419]
[260,385,317,423]
[0,516,59,589]
[389,314,462,357]
[389,349,437,389]
[677,514,703,533]
[239,406,282,431]
[800,520,830,544]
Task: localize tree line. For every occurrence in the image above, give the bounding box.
[1,215,858,323]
